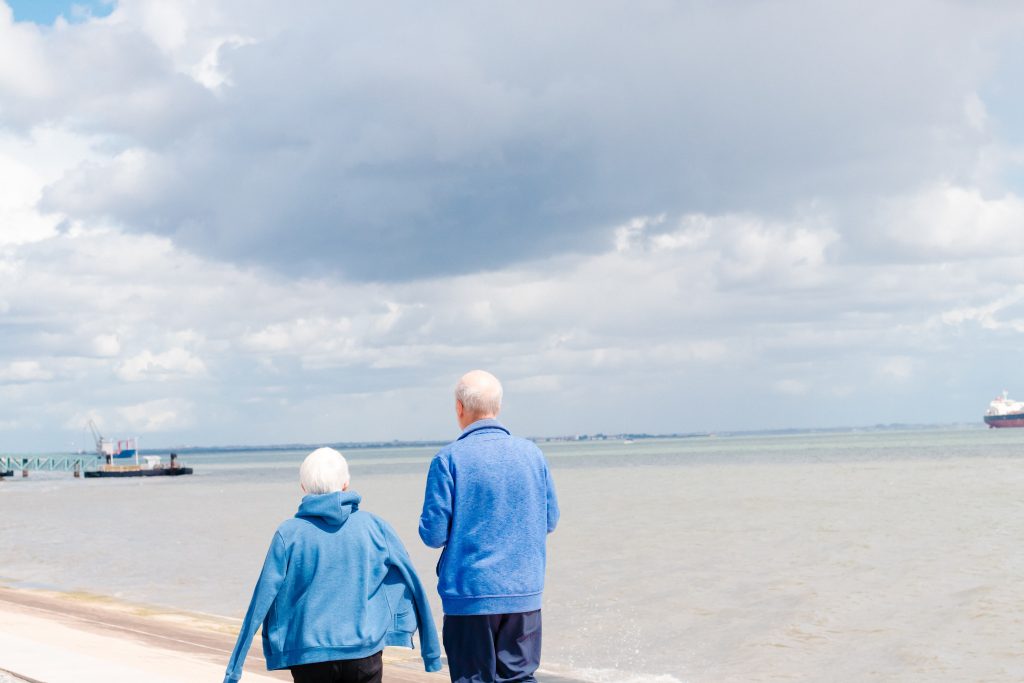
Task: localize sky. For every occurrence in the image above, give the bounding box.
[6,0,111,24]
[2,1,1024,451]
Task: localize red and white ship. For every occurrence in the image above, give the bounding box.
[984,391,1024,428]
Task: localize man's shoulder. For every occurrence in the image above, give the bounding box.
[504,435,545,460]
[450,431,543,458]
[430,441,457,464]
[509,434,542,451]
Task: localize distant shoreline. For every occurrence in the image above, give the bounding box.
[9,421,990,459]
[157,421,988,454]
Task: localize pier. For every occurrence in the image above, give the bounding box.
[0,455,99,479]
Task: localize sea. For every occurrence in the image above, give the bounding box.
[2,428,1024,682]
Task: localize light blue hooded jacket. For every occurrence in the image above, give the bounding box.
[224,491,441,682]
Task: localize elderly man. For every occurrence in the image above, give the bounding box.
[419,370,560,683]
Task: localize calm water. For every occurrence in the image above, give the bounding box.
[2,429,1024,682]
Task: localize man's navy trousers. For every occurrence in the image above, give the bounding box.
[442,610,542,683]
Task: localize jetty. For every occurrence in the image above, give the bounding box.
[0,453,193,480]
[0,455,96,479]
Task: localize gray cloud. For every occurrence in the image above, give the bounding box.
[12,0,1019,279]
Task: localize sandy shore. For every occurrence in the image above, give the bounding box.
[0,585,446,683]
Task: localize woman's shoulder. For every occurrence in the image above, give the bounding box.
[274,511,381,546]
[351,508,389,531]
[274,516,306,537]
[352,510,408,543]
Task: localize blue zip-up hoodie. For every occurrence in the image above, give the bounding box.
[224,491,441,682]
[419,419,560,615]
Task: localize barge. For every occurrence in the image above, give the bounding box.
[84,453,193,478]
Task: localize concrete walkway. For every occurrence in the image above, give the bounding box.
[0,587,445,683]
[0,670,33,683]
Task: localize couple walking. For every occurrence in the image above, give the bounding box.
[223,370,561,683]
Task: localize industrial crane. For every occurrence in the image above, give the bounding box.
[87,419,106,457]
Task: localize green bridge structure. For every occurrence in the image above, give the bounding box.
[0,455,101,478]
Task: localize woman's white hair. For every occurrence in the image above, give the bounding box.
[299,447,350,494]
[455,370,503,416]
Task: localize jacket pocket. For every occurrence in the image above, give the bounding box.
[395,605,416,632]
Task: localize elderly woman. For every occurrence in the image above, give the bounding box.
[224,447,441,683]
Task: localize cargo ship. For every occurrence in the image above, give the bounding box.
[984,391,1024,428]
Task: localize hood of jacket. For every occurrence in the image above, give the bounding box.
[295,490,361,526]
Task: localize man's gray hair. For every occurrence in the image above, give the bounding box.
[455,370,503,416]
[300,447,350,494]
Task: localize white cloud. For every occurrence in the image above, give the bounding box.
[880,184,1024,258]
[0,126,97,246]
[507,374,563,394]
[0,203,1013,447]
[964,92,988,133]
[774,379,809,396]
[133,1,190,53]
[713,218,838,289]
[241,317,356,361]
[614,215,668,253]
[63,408,104,432]
[190,35,255,90]
[0,361,53,383]
[116,348,206,382]
[877,357,915,382]
[91,334,121,357]
[0,6,52,99]
[1,184,1021,448]
[938,286,1024,333]
[116,398,194,433]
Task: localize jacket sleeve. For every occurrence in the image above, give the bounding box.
[418,454,453,548]
[545,461,560,533]
[223,530,289,683]
[382,522,443,672]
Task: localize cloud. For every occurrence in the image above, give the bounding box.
[0,360,53,383]
[187,35,256,91]
[0,5,51,98]
[877,184,1024,259]
[506,374,563,394]
[4,2,1024,448]
[116,398,194,433]
[774,379,809,396]
[0,198,1020,447]
[0,0,1014,280]
[617,211,839,290]
[938,285,1024,333]
[116,348,207,382]
[0,126,92,247]
[877,356,915,382]
[91,334,120,357]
